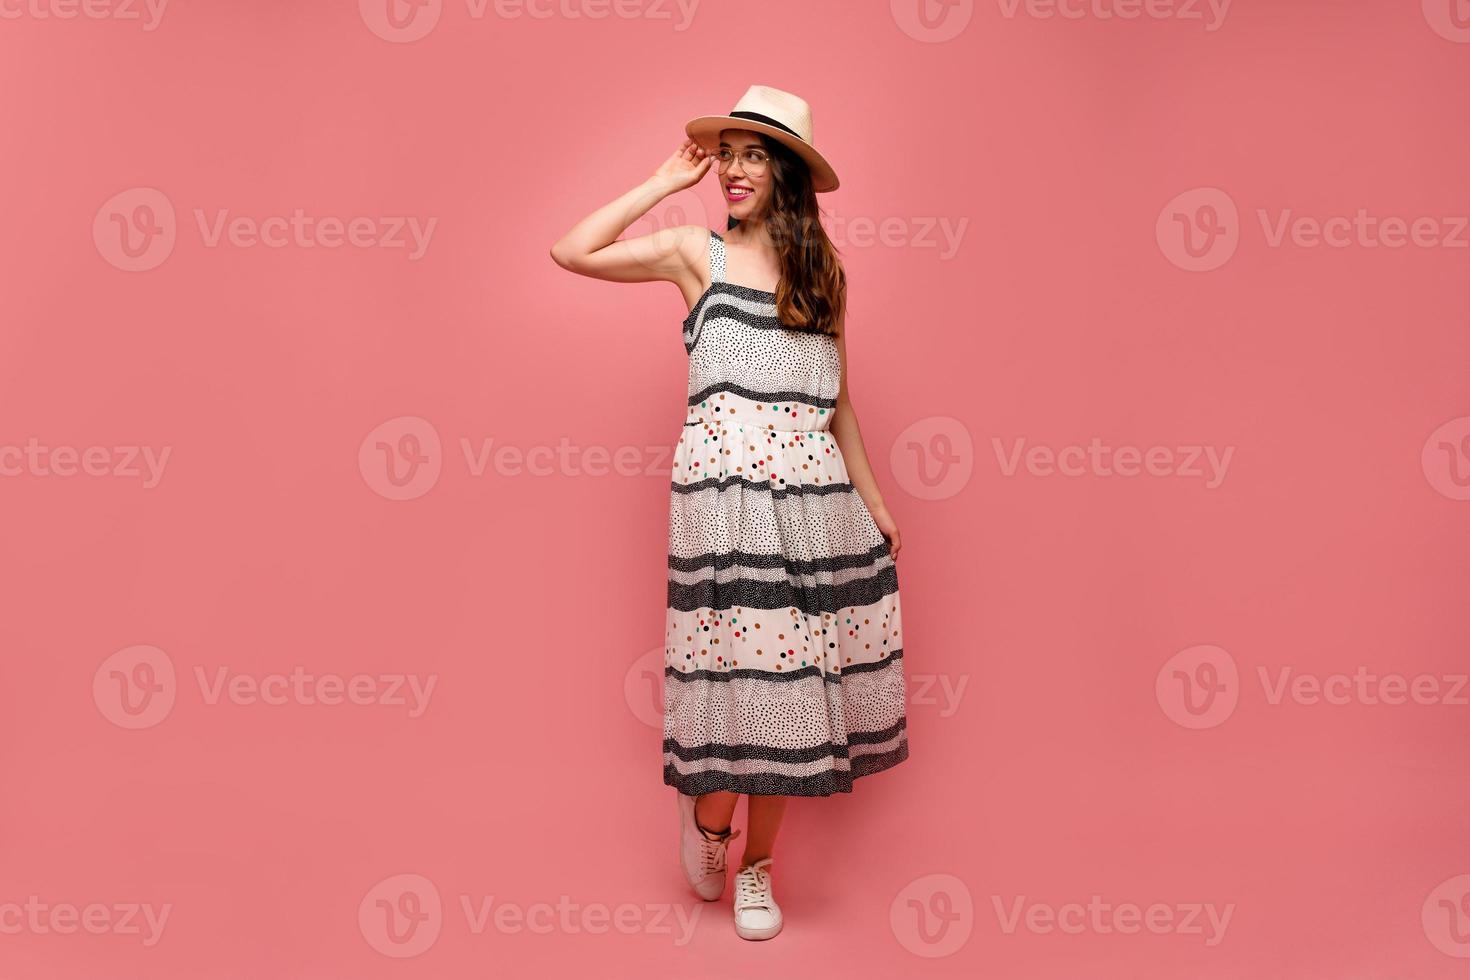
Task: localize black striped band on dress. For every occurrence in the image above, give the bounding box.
[663,739,910,799]
[670,474,871,501]
[668,562,898,616]
[668,541,892,576]
[665,717,907,765]
[665,648,904,686]
[687,379,838,411]
[684,293,779,330]
[682,282,777,332]
[682,283,833,339]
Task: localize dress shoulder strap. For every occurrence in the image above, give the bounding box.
[707,229,726,285]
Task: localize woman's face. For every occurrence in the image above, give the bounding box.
[717,128,773,218]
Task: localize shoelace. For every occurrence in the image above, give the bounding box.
[734,862,774,911]
[698,828,739,875]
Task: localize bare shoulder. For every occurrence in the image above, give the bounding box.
[663,223,712,274]
[663,224,714,304]
[667,226,711,290]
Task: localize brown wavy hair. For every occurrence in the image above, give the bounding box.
[726,133,846,338]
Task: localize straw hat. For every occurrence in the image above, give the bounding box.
[685,84,839,193]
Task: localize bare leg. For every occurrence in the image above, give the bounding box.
[741,794,788,866]
[694,791,739,836]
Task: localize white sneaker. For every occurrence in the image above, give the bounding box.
[678,792,739,901]
[732,859,782,941]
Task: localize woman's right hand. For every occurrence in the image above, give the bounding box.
[650,139,714,193]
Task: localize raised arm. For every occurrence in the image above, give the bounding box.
[549,139,713,289]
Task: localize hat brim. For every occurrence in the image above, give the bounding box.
[684,115,840,193]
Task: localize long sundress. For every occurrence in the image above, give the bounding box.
[663,229,909,798]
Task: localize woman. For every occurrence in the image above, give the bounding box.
[550,85,909,941]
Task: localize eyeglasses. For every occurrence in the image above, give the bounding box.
[714,147,771,177]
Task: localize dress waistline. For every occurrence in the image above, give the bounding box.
[683,412,832,435]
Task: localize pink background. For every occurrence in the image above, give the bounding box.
[3,0,1469,976]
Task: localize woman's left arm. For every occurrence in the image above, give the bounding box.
[830,318,902,559]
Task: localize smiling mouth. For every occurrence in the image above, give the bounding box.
[726,185,754,199]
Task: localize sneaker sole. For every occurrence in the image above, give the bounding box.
[735,919,783,941]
